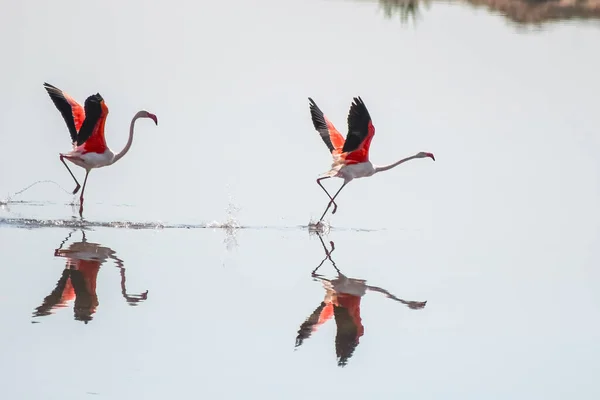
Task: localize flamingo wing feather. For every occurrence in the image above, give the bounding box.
[308,98,345,155]
[43,82,86,144]
[295,302,333,348]
[333,298,363,367]
[342,97,375,163]
[76,93,108,153]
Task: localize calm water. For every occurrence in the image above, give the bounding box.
[2,0,600,398]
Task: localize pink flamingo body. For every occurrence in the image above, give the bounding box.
[308,96,435,222]
[43,83,158,217]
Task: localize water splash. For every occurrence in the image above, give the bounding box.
[0,217,167,230]
[207,195,241,251]
[0,217,385,232]
[308,218,331,236]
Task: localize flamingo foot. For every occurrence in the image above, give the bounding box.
[332,203,338,214]
[72,184,81,195]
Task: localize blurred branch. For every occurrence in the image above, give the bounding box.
[373,0,600,25]
[379,0,431,23]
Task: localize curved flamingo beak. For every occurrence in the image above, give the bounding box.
[426,152,435,161]
[148,113,158,125]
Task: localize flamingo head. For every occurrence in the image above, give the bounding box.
[140,111,158,125]
[417,152,435,161]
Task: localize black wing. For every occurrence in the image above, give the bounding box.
[342,96,373,153]
[295,302,328,348]
[70,269,96,323]
[43,82,79,144]
[308,98,336,153]
[32,269,71,318]
[333,305,360,367]
[76,93,104,146]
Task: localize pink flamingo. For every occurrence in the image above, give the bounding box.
[44,82,158,217]
[309,96,435,222]
[295,235,427,366]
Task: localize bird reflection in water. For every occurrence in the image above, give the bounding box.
[32,230,148,324]
[295,234,427,367]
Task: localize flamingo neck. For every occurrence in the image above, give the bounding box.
[374,154,420,174]
[111,111,145,164]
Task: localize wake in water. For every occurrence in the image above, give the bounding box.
[0,191,246,231]
[0,179,241,230]
[0,180,71,205]
[1,180,382,233]
[0,215,381,232]
[1,180,78,206]
[0,217,246,230]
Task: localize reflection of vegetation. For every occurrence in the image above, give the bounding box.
[376,0,600,24]
[464,0,600,24]
[379,0,431,23]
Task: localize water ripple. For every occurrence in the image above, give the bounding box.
[0,216,383,232]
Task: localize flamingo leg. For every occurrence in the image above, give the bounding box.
[316,177,339,214]
[60,155,81,194]
[318,181,349,222]
[78,170,90,218]
[312,235,338,275]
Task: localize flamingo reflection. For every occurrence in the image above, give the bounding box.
[295,235,427,367]
[32,230,148,324]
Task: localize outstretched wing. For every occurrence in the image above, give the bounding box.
[342,97,375,164]
[295,302,334,348]
[334,294,364,367]
[333,304,361,367]
[308,98,345,156]
[77,93,109,153]
[44,82,86,144]
[32,269,72,318]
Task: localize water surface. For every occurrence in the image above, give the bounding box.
[1,0,600,398]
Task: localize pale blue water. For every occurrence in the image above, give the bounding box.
[1,0,600,399]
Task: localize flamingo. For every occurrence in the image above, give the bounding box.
[32,230,148,323]
[308,96,435,222]
[295,234,427,366]
[43,82,158,217]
